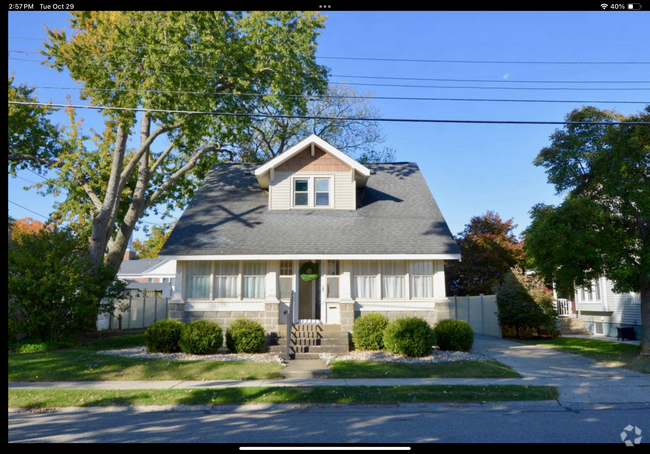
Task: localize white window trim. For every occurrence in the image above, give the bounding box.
[290,175,334,209]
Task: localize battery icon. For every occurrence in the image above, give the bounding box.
[627,3,642,9]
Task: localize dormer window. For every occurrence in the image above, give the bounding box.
[291,176,333,208]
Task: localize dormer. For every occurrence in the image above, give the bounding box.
[254,135,371,210]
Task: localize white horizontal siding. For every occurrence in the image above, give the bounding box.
[185,302,266,311]
[606,279,643,326]
[269,171,354,210]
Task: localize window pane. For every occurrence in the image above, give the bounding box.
[382,260,405,275]
[327,261,340,276]
[295,180,308,192]
[187,277,209,299]
[327,276,339,299]
[382,275,405,299]
[355,276,377,299]
[214,276,238,298]
[315,178,329,192]
[411,276,433,298]
[243,261,266,275]
[187,261,211,276]
[409,261,433,275]
[295,193,308,206]
[280,260,293,276]
[243,276,265,298]
[315,193,329,206]
[279,277,293,300]
[214,261,238,275]
[354,261,378,276]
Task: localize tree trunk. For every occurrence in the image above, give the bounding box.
[640,274,650,355]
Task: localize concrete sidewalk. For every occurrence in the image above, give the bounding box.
[8,374,650,404]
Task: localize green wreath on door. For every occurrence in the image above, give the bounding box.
[299,261,319,282]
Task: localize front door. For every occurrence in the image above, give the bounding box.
[297,261,321,323]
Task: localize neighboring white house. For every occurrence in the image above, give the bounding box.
[158,134,461,341]
[116,248,177,298]
[574,276,642,339]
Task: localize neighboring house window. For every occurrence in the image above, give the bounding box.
[186,262,211,299]
[354,261,378,299]
[214,261,239,299]
[587,285,593,301]
[382,261,406,299]
[294,179,309,206]
[315,178,330,206]
[410,261,434,298]
[594,279,601,301]
[326,260,340,300]
[580,288,586,301]
[243,261,266,299]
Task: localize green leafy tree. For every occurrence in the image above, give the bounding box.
[8,227,125,340]
[525,106,650,353]
[494,267,558,339]
[445,211,525,295]
[132,223,175,258]
[7,12,329,295]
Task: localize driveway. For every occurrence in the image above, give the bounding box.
[473,335,650,404]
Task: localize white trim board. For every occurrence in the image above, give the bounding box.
[160,254,461,261]
[254,134,371,179]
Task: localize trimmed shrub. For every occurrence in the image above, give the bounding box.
[383,317,435,357]
[145,319,185,353]
[434,319,474,352]
[352,313,389,350]
[179,320,223,355]
[226,318,266,353]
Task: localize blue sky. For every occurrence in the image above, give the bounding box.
[8,11,649,241]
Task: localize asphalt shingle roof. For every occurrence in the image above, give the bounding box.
[160,162,460,257]
[118,259,166,276]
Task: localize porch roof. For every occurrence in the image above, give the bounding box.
[160,162,460,258]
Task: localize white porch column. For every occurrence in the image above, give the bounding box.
[266,260,279,301]
[169,260,186,322]
[433,260,446,299]
[340,260,353,300]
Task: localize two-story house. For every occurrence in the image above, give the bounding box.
[159,135,460,352]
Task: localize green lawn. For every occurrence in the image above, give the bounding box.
[519,337,649,375]
[330,360,522,379]
[8,385,558,408]
[8,332,282,381]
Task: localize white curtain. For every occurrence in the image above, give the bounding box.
[214,276,238,298]
[243,276,265,299]
[214,261,238,276]
[410,276,433,298]
[382,275,405,299]
[355,276,377,299]
[187,277,210,299]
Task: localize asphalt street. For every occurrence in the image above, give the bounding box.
[8,402,650,443]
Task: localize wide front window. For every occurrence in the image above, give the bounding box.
[185,260,267,300]
[352,260,436,300]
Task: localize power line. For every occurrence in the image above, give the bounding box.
[8,36,650,64]
[9,49,650,84]
[26,85,650,105]
[319,56,650,65]
[9,57,649,92]
[8,200,50,220]
[9,101,650,126]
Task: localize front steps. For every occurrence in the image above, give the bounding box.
[269,324,349,359]
[559,316,591,335]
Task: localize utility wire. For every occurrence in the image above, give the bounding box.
[9,101,650,126]
[9,49,650,84]
[25,85,650,105]
[8,200,50,220]
[9,57,649,92]
[8,36,650,64]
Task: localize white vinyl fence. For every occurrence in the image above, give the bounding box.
[451,294,501,338]
[97,289,169,331]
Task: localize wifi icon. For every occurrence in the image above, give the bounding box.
[601,3,608,7]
